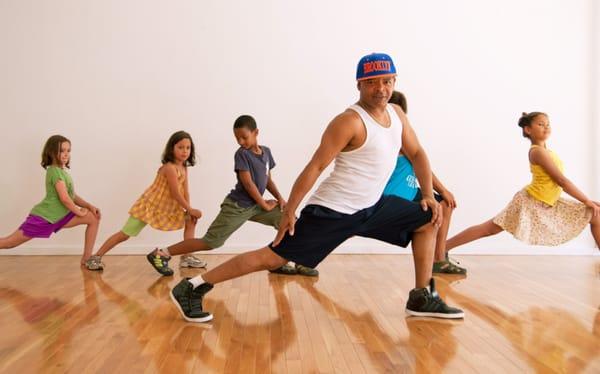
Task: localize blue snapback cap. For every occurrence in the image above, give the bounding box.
[356,53,396,81]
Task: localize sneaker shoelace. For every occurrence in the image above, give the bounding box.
[426,294,447,311]
[153,256,167,268]
[190,297,203,312]
[189,288,206,313]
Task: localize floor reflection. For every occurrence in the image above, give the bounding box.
[0,268,100,372]
[445,282,600,373]
[295,276,462,373]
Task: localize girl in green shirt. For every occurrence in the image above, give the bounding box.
[0,135,101,266]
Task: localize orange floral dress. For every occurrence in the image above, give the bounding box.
[128,165,186,231]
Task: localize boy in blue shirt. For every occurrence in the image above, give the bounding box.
[147,115,318,277]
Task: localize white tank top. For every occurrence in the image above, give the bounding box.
[306,104,403,214]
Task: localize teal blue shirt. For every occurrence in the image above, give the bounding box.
[383,156,418,200]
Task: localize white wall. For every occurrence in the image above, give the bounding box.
[0,0,597,255]
[594,0,600,199]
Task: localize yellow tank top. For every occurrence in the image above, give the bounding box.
[128,165,186,231]
[525,145,564,206]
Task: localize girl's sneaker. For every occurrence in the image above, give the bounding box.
[433,260,467,275]
[268,263,297,275]
[85,255,104,271]
[146,249,174,276]
[295,264,319,277]
[179,254,208,268]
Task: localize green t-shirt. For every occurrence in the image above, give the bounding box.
[30,166,75,223]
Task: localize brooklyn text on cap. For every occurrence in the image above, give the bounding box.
[356,53,397,81]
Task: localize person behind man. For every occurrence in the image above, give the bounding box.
[385,91,466,274]
[168,53,464,322]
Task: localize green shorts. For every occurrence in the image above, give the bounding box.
[121,216,147,237]
[202,197,282,249]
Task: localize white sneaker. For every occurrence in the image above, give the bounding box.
[179,254,207,268]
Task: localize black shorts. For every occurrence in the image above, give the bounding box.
[269,195,432,268]
[413,189,444,203]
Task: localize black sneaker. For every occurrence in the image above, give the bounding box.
[146,249,174,276]
[268,264,297,275]
[405,278,464,319]
[170,278,213,323]
[295,264,319,277]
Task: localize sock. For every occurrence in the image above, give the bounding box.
[189,275,206,288]
[157,247,171,257]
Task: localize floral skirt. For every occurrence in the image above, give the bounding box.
[493,189,591,246]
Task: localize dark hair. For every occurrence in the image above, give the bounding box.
[517,111,547,138]
[233,115,257,131]
[41,135,71,169]
[388,91,408,113]
[162,131,196,166]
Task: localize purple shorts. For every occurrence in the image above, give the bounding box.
[19,212,76,238]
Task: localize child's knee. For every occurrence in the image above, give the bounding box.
[414,221,437,235]
[201,237,220,250]
[87,214,100,226]
[264,253,287,270]
[483,221,502,236]
[442,201,453,216]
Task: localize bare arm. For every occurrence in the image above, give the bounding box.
[432,172,456,208]
[238,170,276,211]
[393,105,441,225]
[266,172,286,210]
[273,111,361,244]
[56,181,87,217]
[530,147,599,215]
[183,168,190,204]
[163,164,202,218]
[397,111,433,197]
[73,194,101,218]
[183,168,199,222]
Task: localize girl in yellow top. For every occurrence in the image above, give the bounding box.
[445,112,600,257]
[86,131,204,273]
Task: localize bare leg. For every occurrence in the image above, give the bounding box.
[95,231,130,257]
[590,214,600,248]
[63,213,100,264]
[0,229,32,249]
[183,219,196,240]
[199,247,287,285]
[164,238,212,256]
[180,220,207,266]
[411,222,437,288]
[434,201,453,262]
[445,219,503,252]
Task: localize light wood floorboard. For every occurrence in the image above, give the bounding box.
[0,255,598,373]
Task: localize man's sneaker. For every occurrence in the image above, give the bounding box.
[85,255,104,271]
[405,278,464,319]
[179,254,208,268]
[295,264,319,277]
[146,249,174,276]
[170,278,213,323]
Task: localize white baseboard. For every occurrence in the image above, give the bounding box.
[1,244,598,256]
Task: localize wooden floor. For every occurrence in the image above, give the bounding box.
[0,255,598,373]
